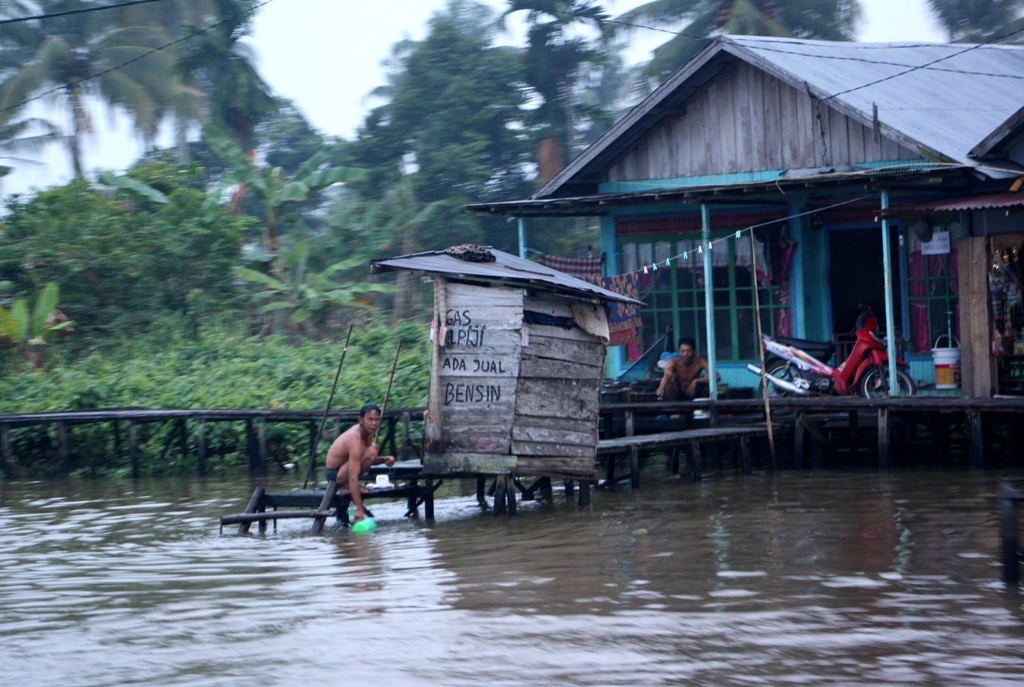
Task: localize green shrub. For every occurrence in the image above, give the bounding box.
[0,320,429,477]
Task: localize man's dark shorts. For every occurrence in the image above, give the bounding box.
[325,468,339,484]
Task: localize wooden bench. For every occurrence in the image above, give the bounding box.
[596,426,769,485]
[221,460,442,534]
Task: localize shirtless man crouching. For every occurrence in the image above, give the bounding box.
[324,403,395,523]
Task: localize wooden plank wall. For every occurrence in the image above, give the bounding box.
[607,61,920,183]
[425,281,522,473]
[958,237,995,398]
[512,295,605,477]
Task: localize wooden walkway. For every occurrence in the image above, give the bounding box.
[0,407,425,478]
[601,396,1024,470]
[597,427,768,485]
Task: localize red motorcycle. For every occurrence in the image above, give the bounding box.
[747,306,916,398]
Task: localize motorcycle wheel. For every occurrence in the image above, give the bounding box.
[859,366,916,398]
[759,360,804,398]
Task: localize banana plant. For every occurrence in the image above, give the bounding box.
[0,282,75,368]
[233,242,396,337]
[203,125,368,259]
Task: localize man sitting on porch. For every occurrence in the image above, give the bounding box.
[656,337,719,401]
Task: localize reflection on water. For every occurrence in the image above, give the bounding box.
[2,472,1023,686]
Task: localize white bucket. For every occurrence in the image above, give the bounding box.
[931,335,961,389]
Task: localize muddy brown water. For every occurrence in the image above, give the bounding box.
[2,470,1023,686]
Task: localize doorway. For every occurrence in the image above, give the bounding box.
[828,226,902,338]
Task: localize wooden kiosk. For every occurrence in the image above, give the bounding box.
[371,245,639,508]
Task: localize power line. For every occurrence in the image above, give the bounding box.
[823,23,1024,100]
[0,0,167,26]
[0,0,275,117]
[543,8,1024,92]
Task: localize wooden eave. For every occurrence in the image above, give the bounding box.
[467,166,969,218]
[969,104,1024,160]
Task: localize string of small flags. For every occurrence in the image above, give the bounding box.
[638,228,748,275]
[627,195,873,276]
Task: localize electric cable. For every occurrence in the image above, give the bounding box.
[0,0,168,26]
[0,0,275,117]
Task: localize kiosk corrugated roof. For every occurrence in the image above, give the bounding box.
[371,247,642,305]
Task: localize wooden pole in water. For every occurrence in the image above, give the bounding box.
[303,324,354,489]
[750,231,777,468]
[197,418,207,477]
[374,339,402,448]
[1,423,11,478]
[129,421,139,478]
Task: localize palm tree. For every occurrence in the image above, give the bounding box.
[925,0,1024,42]
[176,0,274,154]
[0,1,186,177]
[111,0,217,163]
[618,0,862,86]
[502,1,613,180]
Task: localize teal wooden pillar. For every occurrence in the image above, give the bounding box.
[880,191,900,395]
[518,217,527,259]
[701,204,718,400]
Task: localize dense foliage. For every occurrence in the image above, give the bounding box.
[0,162,251,346]
[0,320,429,477]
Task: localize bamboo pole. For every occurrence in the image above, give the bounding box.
[374,339,403,447]
[303,324,355,489]
[750,231,777,468]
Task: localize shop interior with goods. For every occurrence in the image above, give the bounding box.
[990,234,1024,394]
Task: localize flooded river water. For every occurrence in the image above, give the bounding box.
[2,470,1023,686]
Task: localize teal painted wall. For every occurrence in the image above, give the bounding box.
[792,211,831,342]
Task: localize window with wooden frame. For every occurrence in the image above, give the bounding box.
[620,227,793,362]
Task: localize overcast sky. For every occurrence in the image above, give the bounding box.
[1,0,947,199]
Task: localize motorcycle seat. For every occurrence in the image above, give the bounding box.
[772,337,835,361]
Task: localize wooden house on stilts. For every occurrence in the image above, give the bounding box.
[371,245,640,507]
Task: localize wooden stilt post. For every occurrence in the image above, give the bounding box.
[929,413,943,469]
[999,481,1020,585]
[476,476,487,508]
[691,440,702,482]
[256,418,267,477]
[129,421,139,478]
[878,408,890,471]
[238,486,265,534]
[402,412,411,461]
[425,477,435,521]
[630,445,640,490]
[794,411,806,470]
[578,478,590,507]
[57,421,69,474]
[565,479,575,501]
[605,452,615,485]
[311,482,337,534]
[849,411,859,460]
[1,423,11,478]
[407,478,419,516]
[307,420,317,480]
[670,447,680,475]
[506,474,517,516]
[540,477,552,500]
[245,419,255,472]
[967,410,984,471]
[178,419,188,464]
[197,418,207,477]
[493,474,507,517]
[741,436,752,475]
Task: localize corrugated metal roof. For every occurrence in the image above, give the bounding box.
[883,192,1024,217]
[729,36,1024,171]
[370,248,642,305]
[535,36,1024,199]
